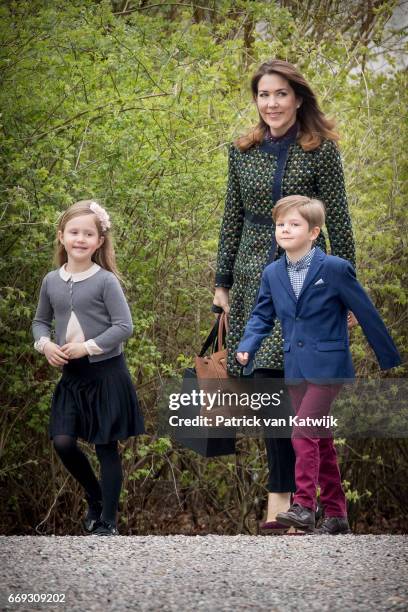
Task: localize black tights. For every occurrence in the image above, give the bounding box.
[53,435,123,524]
[253,369,296,493]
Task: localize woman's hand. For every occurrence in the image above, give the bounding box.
[60,342,88,360]
[213,287,230,315]
[347,311,358,329]
[43,342,69,367]
[236,352,249,365]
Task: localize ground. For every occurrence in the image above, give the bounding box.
[1,535,407,611]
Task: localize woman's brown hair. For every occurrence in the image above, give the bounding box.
[235,59,339,152]
[54,200,121,279]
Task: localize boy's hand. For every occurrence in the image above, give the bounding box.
[60,342,88,360]
[236,352,249,365]
[43,342,69,367]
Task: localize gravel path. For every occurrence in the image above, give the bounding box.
[1,535,407,611]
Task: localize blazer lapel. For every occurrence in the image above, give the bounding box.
[297,247,326,301]
[275,255,297,303]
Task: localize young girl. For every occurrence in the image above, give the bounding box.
[32,200,144,536]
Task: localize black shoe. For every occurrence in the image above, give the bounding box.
[82,495,102,534]
[276,503,315,532]
[314,516,351,535]
[92,520,120,536]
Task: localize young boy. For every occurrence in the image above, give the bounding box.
[236,195,401,535]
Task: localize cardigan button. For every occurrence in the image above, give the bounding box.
[297,341,304,347]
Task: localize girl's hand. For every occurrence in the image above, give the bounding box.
[60,342,88,360]
[43,342,69,367]
[236,352,249,365]
[348,311,358,329]
[213,287,230,315]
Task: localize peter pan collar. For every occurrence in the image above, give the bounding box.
[59,263,101,282]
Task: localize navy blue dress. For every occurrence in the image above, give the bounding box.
[49,354,145,444]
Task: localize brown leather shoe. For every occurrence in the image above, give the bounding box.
[260,520,289,530]
[259,520,289,534]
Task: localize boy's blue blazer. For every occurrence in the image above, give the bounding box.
[237,247,401,382]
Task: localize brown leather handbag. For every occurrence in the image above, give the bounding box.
[194,312,242,415]
[173,312,237,456]
[195,312,229,381]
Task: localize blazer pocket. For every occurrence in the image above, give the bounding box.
[317,340,346,351]
[283,341,291,352]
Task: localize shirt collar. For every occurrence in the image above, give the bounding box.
[286,247,315,271]
[265,121,299,143]
[59,263,101,282]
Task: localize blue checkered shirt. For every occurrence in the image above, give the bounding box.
[286,248,315,299]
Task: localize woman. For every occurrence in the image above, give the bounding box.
[213,59,356,530]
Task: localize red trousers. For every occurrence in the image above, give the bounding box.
[289,382,347,517]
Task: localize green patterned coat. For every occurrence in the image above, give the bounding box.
[215,138,356,376]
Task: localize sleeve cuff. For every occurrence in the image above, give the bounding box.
[379,356,402,370]
[34,337,51,354]
[215,272,233,288]
[84,339,104,356]
[211,304,224,314]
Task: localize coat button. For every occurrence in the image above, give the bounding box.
[297,341,304,347]
[295,317,300,321]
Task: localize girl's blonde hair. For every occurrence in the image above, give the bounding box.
[55,200,121,278]
[235,59,339,152]
[272,195,326,229]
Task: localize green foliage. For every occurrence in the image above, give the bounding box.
[0,0,406,534]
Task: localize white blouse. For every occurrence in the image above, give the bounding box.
[34,264,103,356]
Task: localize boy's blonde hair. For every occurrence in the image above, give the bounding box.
[272,195,325,229]
[55,200,121,279]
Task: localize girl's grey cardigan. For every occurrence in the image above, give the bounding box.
[32,267,133,363]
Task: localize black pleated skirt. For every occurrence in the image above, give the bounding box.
[49,354,145,444]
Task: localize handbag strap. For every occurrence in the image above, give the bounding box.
[199,312,229,357]
[199,317,220,357]
[217,311,229,351]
